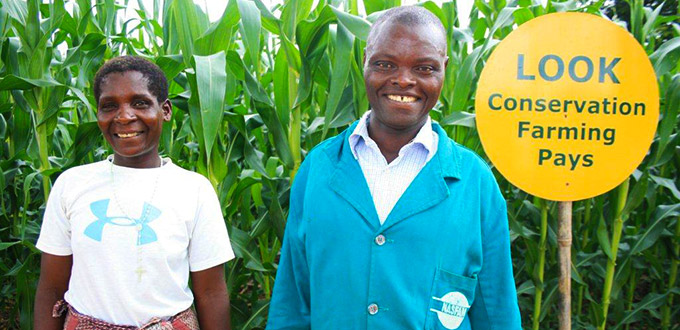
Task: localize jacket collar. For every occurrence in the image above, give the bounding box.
[325,119,461,231]
[348,111,436,162]
[432,123,461,180]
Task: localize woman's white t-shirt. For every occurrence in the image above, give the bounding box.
[36,157,234,326]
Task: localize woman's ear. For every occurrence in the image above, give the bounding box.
[161,99,172,121]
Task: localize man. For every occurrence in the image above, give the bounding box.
[267,6,521,330]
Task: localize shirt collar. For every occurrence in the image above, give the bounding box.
[348,110,434,160]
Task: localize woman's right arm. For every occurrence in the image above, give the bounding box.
[34,253,72,330]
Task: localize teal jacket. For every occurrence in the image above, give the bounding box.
[267,122,522,330]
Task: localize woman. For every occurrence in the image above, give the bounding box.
[34,56,233,329]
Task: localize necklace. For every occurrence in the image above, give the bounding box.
[109,156,162,282]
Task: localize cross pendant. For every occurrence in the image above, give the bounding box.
[135,266,146,282]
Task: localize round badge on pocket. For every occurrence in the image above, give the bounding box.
[430,291,470,329]
[426,269,477,329]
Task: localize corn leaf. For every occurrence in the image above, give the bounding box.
[323,23,353,136]
[629,204,680,255]
[0,75,62,90]
[237,0,261,69]
[194,0,239,56]
[654,74,680,162]
[649,37,680,78]
[194,52,227,161]
[330,5,371,41]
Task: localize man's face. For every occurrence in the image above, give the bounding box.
[363,22,447,134]
[96,71,171,168]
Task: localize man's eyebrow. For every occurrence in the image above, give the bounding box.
[414,57,443,63]
[368,53,443,64]
[368,52,397,60]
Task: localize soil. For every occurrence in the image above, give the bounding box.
[0,298,16,330]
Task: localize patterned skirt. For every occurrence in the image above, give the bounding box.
[52,300,200,330]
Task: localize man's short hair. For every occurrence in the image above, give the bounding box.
[367,6,446,50]
[93,56,168,104]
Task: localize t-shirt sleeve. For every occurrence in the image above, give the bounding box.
[36,174,73,256]
[188,177,234,272]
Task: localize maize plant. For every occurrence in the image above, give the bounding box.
[0,0,678,329]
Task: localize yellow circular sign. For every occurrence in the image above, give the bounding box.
[475,12,658,201]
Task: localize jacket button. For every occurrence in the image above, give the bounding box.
[374,235,386,246]
[368,303,379,315]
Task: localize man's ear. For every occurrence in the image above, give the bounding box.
[161,99,172,121]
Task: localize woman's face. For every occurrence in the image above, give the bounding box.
[96,71,171,168]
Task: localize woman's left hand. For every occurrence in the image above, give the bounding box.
[191,264,231,330]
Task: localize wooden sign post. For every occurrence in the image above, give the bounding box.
[475,13,659,330]
[558,201,572,329]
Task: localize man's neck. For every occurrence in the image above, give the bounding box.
[367,118,425,164]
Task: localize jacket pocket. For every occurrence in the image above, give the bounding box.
[424,268,477,330]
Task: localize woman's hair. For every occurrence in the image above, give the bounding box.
[93,55,168,103]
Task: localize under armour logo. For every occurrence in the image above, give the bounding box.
[84,199,161,245]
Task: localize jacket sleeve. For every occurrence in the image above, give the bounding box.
[266,159,312,330]
[468,171,522,330]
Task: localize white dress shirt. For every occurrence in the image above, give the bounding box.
[349,111,439,224]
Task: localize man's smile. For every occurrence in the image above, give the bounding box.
[386,94,419,103]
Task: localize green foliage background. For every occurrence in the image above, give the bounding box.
[0,0,678,329]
